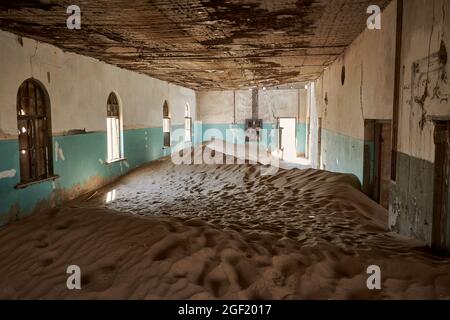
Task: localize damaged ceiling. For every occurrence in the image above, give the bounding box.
[0,0,391,90]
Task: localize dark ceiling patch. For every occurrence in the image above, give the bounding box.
[199,0,321,47]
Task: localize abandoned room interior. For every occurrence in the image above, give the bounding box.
[0,0,450,301]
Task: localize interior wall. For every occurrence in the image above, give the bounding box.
[197,88,308,154]
[299,89,308,155]
[0,29,197,225]
[313,0,397,182]
[195,90,251,124]
[391,0,450,245]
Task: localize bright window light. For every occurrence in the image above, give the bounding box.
[106,189,116,203]
[185,117,192,142]
[106,92,122,162]
[163,117,171,133]
[107,117,121,161]
[185,102,190,118]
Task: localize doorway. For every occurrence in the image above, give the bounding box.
[317,117,322,169]
[432,121,450,254]
[278,118,297,161]
[363,120,392,209]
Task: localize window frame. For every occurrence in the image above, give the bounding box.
[184,117,192,142]
[163,116,171,148]
[163,100,171,148]
[184,102,192,143]
[15,78,57,188]
[106,92,124,163]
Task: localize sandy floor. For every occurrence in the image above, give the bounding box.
[0,146,450,299]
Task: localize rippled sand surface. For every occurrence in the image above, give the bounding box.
[1,147,449,299]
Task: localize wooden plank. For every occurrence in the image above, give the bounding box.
[391,0,404,181]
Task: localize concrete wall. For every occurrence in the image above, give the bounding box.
[391,0,450,245]
[0,29,197,225]
[197,88,308,153]
[312,0,397,182]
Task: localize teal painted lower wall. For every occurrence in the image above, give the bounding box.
[0,125,196,225]
[0,122,365,225]
[391,151,434,246]
[197,122,363,183]
[322,129,364,183]
[296,123,306,155]
[200,122,307,156]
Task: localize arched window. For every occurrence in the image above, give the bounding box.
[16,79,53,184]
[184,102,192,142]
[106,92,123,162]
[163,100,171,148]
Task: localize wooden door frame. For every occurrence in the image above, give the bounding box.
[432,121,450,254]
[374,123,383,203]
[363,119,392,204]
[277,117,297,160]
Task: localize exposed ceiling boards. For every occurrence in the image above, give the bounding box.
[0,0,391,90]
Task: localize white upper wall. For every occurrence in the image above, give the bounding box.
[197,88,307,124]
[397,0,450,162]
[314,0,397,140]
[0,29,196,139]
[196,90,252,124]
[259,89,302,122]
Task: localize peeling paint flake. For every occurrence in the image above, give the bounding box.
[54,141,65,162]
[0,169,16,179]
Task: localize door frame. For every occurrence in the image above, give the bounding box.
[363,119,392,207]
[432,120,450,254]
[277,117,297,160]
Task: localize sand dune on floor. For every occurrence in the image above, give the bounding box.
[0,146,450,300]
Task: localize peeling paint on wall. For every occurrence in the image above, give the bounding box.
[0,169,16,179]
[54,141,65,162]
[391,0,450,246]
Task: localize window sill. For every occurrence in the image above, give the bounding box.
[105,157,127,165]
[15,175,60,189]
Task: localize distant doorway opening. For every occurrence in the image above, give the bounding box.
[363,120,392,209]
[278,117,297,161]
